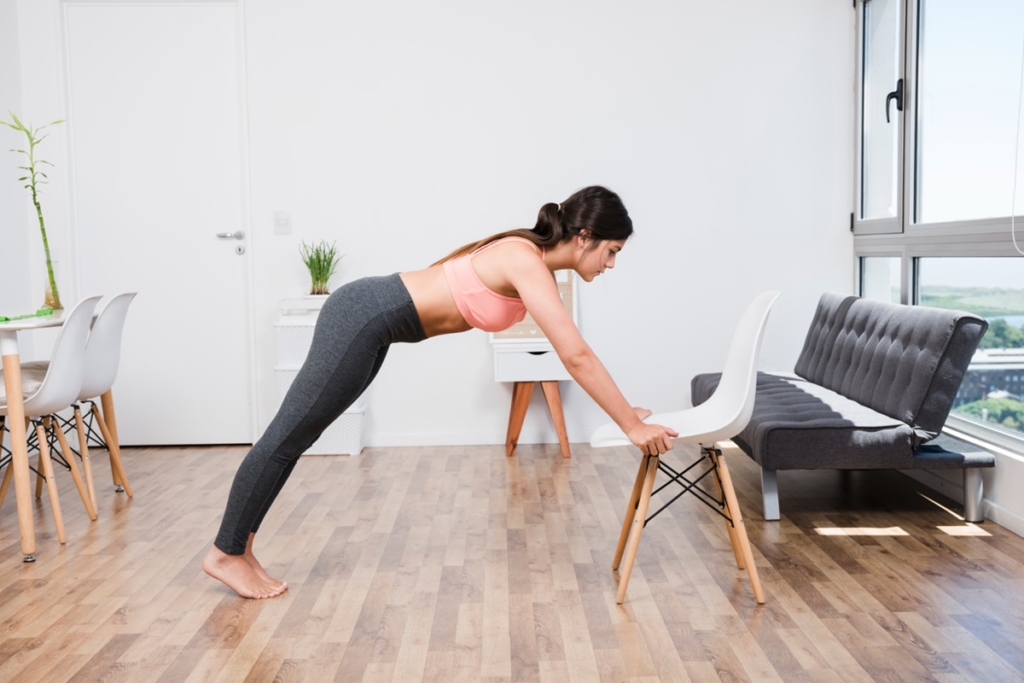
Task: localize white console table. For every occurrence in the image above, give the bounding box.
[491,271,577,458]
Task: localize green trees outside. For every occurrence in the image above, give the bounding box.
[958,397,1024,432]
[979,318,1024,350]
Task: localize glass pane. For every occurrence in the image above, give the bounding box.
[916,0,1024,223]
[918,257,1024,437]
[860,257,902,302]
[861,0,902,220]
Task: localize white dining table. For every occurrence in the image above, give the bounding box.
[1,310,70,561]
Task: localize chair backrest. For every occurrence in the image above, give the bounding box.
[697,291,781,443]
[23,295,103,416]
[79,292,138,400]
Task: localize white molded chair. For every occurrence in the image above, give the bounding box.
[0,296,103,545]
[25,292,137,507]
[590,291,780,604]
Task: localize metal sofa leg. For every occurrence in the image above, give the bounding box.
[964,467,985,523]
[761,468,780,521]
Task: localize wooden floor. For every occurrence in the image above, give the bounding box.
[1,442,1024,683]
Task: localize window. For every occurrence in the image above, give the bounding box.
[855,0,1024,448]
[860,0,903,225]
[856,0,905,232]
[915,0,1024,223]
[860,257,902,303]
[918,258,1024,437]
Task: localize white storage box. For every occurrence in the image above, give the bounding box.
[274,369,366,455]
[275,295,365,456]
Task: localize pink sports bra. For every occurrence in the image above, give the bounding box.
[442,237,541,332]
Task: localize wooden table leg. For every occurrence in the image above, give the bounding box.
[540,381,570,458]
[505,381,533,457]
[2,348,36,561]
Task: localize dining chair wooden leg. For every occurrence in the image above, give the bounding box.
[73,406,97,510]
[34,421,66,544]
[613,455,650,570]
[100,391,123,487]
[30,417,44,500]
[705,445,744,569]
[92,403,132,497]
[0,463,13,509]
[711,447,764,604]
[616,454,660,605]
[51,419,98,521]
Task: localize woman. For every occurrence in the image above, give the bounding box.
[203,185,678,598]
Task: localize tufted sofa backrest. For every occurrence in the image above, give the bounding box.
[794,293,988,441]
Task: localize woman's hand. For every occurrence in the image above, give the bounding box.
[626,421,678,456]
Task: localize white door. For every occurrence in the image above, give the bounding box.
[65,3,253,445]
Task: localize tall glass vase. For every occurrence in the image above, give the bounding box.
[43,259,62,310]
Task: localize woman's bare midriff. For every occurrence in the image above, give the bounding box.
[399,267,473,337]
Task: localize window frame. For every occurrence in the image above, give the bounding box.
[854,0,907,235]
[854,0,1024,450]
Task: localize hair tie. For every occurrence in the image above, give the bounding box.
[556,203,562,212]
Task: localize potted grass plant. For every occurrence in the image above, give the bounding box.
[300,240,343,296]
[1,112,65,310]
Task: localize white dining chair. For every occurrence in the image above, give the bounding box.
[0,296,103,543]
[589,291,780,604]
[24,292,137,507]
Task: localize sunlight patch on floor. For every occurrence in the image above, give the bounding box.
[937,524,991,537]
[815,527,909,536]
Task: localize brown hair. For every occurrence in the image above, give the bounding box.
[432,185,633,266]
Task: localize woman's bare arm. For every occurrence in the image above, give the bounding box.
[502,247,677,454]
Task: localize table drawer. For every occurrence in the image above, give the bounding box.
[494,349,571,382]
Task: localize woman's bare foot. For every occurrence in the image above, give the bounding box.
[244,533,287,591]
[203,545,287,599]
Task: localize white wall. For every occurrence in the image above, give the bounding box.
[242,0,857,445]
[11,0,856,446]
[0,0,33,328]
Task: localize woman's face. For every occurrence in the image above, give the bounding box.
[575,237,626,282]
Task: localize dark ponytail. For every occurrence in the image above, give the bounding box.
[432,186,633,265]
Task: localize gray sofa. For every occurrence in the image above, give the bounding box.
[691,293,995,522]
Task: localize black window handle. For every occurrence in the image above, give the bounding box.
[885,78,904,123]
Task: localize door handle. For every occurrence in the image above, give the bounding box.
[216,230,246,240]
[885,78,904,123]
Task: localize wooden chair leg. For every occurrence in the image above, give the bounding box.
[35,422,66,544]
[613,455,650,570]
[51,419,98,521]
[100,392,123,487]
[712,448,764,604]
[92,403,132,497]
[74,406,98,511]
[616,454,660,604]
[0,463,13,509]
[539,381,571,458]
[31,417,44,500]
[505,382,534,458]
[706,446,744,569]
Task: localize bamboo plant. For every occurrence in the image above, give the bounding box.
[300,240,343,295]
[1,112,65,310]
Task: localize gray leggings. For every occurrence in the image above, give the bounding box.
[214,274,426,555]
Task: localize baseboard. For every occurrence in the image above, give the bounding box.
[982,499,1024,538]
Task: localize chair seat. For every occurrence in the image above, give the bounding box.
[0,362,48,407]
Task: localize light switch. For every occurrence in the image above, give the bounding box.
[273,210,291,235]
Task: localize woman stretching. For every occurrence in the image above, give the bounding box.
[203,185,678,598]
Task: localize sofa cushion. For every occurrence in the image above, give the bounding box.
[692,372,917,470]
[792,294,987,443]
